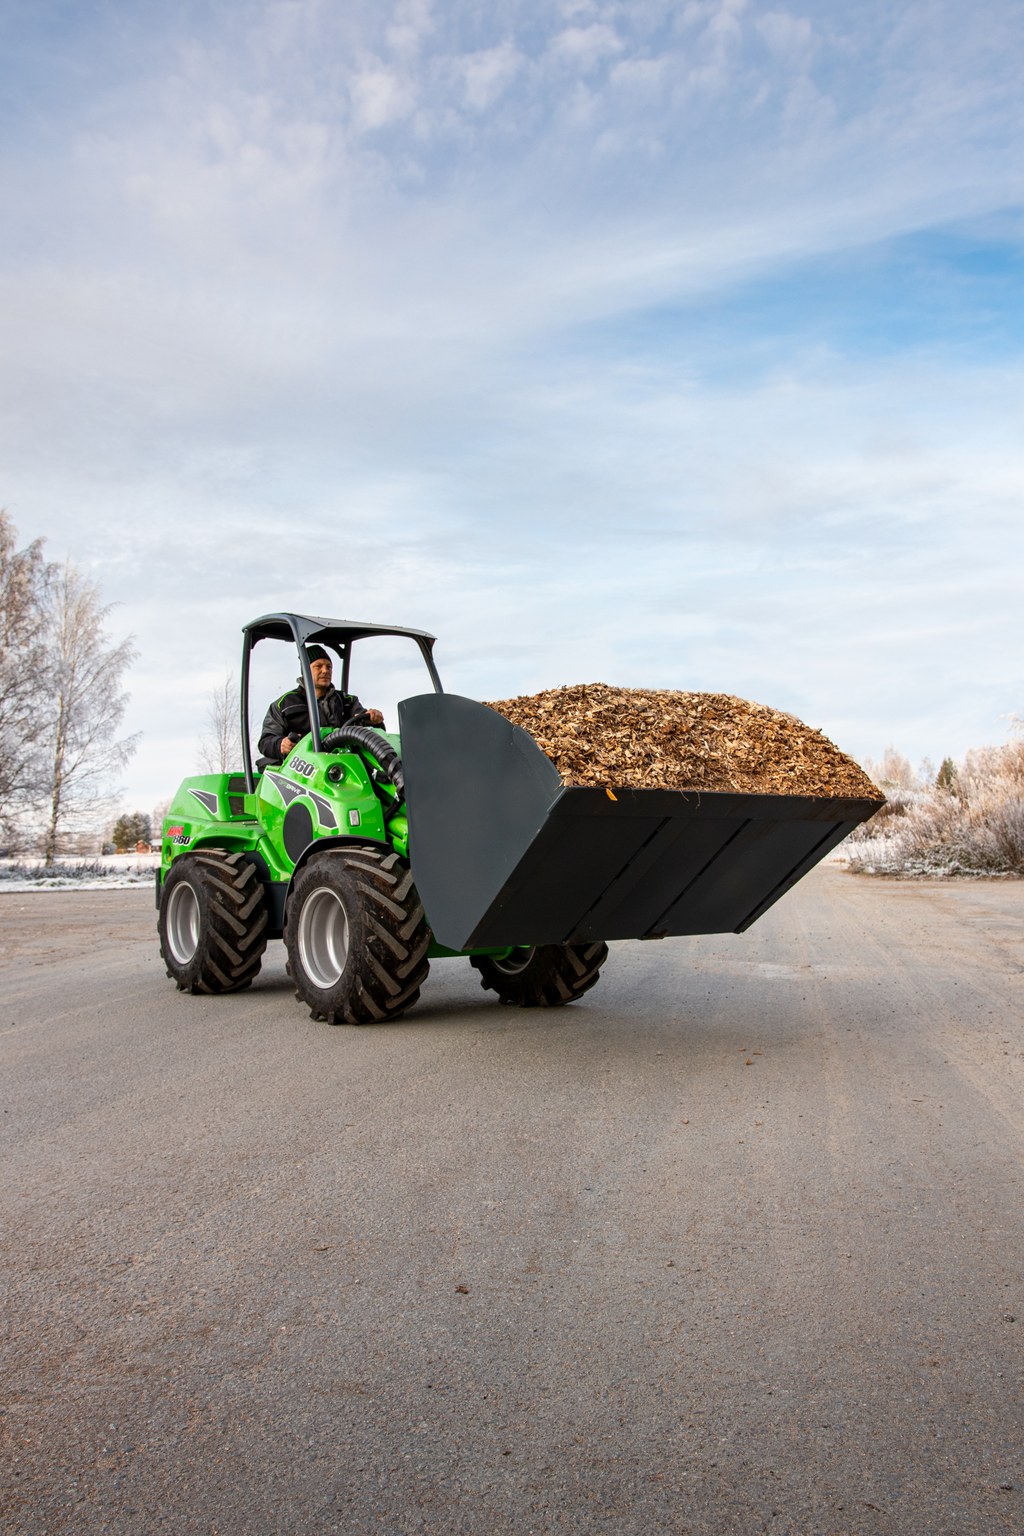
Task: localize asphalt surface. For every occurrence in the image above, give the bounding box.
[1,866,1022,1536]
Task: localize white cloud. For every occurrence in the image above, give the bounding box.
[756,9,816,66]
[386,0,435,57]
[349,64,415,132]
[706,0,748,47]
[549,23,625,71]
[610,56,669,94]
[456,41,523,113]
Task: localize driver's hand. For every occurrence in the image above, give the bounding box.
[281,737,295,754]
[367,709,384,725]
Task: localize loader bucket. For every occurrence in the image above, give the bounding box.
[398,694,884,953]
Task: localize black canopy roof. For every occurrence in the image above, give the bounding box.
[244,613,437,648]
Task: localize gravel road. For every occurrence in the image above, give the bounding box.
[1,866,1021,1535]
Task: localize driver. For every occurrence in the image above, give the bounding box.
[259,646,384,764]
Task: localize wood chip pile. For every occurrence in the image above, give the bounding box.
[485,684,881,799]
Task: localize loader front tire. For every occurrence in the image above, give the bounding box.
[158,849,268,994]
[470,941,608,1007]
[285,847,430,1026]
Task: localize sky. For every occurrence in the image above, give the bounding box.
[1,0,1022,814]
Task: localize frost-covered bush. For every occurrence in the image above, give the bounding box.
[0,856,157,885]
[0,858,112,882]
[848,738,1024,877]
[971,795,1024,870]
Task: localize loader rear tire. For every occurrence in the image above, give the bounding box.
[285,846,430,1026]
[470,941,608,1007]
[158,849,268,994]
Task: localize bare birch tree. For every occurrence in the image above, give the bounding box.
[198,671,242,772]
[41,561,139,863]
[0,510,54,839]
[863,746,919,791]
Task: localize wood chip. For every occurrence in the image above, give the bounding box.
[485,684,880,799]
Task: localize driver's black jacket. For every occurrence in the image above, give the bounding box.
[258,683,370,764]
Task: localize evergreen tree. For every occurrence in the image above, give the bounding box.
[935,757,960,796]
[111,811,152,850]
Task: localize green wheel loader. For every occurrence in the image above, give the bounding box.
[157,613,882,1026]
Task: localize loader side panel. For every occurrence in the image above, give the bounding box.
[399,692,562,948]
[566,810,745,941]
[639,813,850,937]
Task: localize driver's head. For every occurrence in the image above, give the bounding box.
[305,646,333,697]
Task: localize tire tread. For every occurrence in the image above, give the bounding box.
[158,849,268,995]
[285,846,430,1026]
[470,940,607,1008]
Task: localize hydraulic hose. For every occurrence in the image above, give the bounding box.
[320,725,406,819]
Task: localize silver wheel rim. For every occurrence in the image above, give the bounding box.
[166,881,200,965]
[297,887,350,989]
[492,946,535,976]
